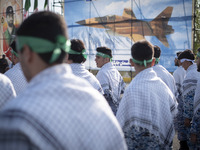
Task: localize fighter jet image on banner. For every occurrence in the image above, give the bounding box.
[76,7,174,47]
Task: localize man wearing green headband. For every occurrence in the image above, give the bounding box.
[0,11,127,150]
[117,40,177,150]
[4,41,27,95]
[173,51,187,150]
[95,46,126,115]
[190,47,200,149]
[152,45,176,95]
[173,51,186,98]
[177,49,200,150]
[65,39,103,94]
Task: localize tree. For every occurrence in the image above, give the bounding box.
[194,0,200,54]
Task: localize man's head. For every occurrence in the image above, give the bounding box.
[16,11,69,82]
[95,47,112,68]
[6,6,14,28]
[153,45,161,64]
[174,51,181,66]
[9,41,19,65]
[130,40,154,73]
[66,39,87,64]
[178,49,194,70]
[196,47,200,72]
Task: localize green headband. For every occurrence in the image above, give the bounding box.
[68,49,87,59]
[16,35,71,64]
[197,52,200,58]
[132,58,153,67]
[11,49,18,57]
[155,57,160,64]
[96,52,112,62]
[96,52,112,59]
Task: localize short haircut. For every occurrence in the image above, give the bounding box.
[178,49,194,60]
[16,11,68,64]
[131,40,154,61]
[96,47,112,58]
[68,39,86,63]
[176,51,182,57]
[10,41,17,53]
[153,45,161,58]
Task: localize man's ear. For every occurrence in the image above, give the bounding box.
[20,45,33,64]
[104,57,110,63]
[151,58,155,67]
[64,53,73,64]
[129,58,134,66]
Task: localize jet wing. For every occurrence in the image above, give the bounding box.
[155,35,169,47]
[123,8,136,19]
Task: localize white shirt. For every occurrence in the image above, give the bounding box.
[173,66,186,97]
[153,64,176,95]
[70,63,103,94]
[96,62,126,104]
[0,64,127,150]
[0,73,16,109]
[4,63,27,95]
[117,67,177,147]
[181,64,200,119]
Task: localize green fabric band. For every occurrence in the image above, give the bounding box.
[16,35,71,64]
[155,57,160,64]
[11,49,18,57]
[96,52,112,59]
[197,52,200,58]
[96,52,112,62]
[68,49,87,59]
[132,58,153,67]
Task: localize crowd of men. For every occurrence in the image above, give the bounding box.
[0,11,200,150]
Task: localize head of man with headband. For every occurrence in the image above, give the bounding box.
[130,40,155,74]
[65,39,87,64]
[153,45,161,65]
[178,49,195,71]
[95,47,112,68]
[174,51,182,67]
[16,11,70,82]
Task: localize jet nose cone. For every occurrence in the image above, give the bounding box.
[76,20,86,25]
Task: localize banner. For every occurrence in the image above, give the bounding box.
[65,0,193,72]
[0,0,23,60]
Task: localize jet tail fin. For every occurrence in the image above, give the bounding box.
[152,6,173,23]
[150,7,173,47]
[123,8,136,19]
[155,35,169,47]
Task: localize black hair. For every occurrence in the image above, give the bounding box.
[176,51,182,57]
[178,49,194,60]
[131,40,154,62]
[153,45,161,58]
[16,11,68,64]
[0,55,9,73]
[96,47,112,58]
[68,39,86,63]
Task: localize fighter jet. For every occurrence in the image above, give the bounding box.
[76,7,174,47]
